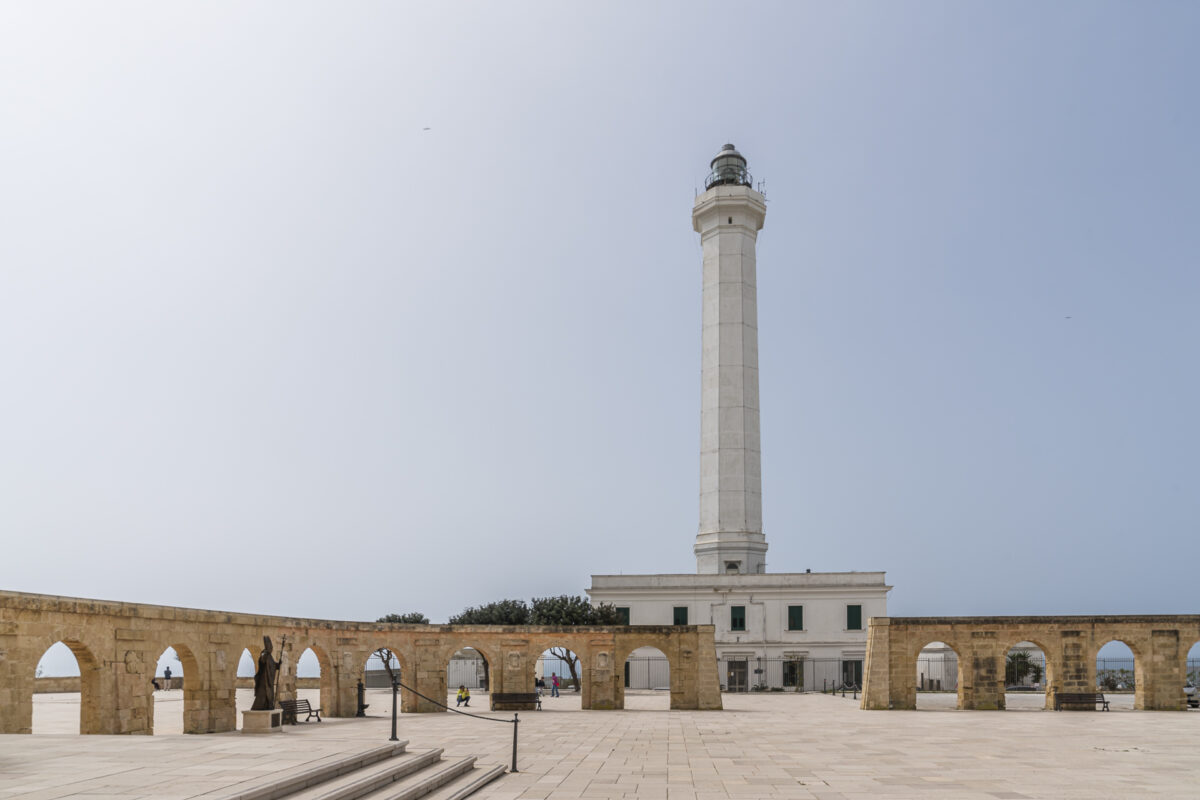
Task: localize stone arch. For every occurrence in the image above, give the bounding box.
[362,642,414,712]
[233,642,261,728]
[535,639,589,707]
[295,642,334,713]
[442,640,498,697]
[909,638,965,710]
[1183,636,1200,692]
[997,636,1057,711]
[1095,635,1145,708]
[149,641,204,734]
[615,635,678,709]
[33,637,103,734]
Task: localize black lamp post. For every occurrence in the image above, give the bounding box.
[389,673,399,742]
[356,680,369,717]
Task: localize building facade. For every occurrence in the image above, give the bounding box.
[588,145,891,692]
[589,572,889,691]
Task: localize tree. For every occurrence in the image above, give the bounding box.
[530,596,625,689]
[449,599,530,625]
[447,600,530,687]
[371,647,401,683]
[1005,650,1033,686]
[377,612,430,624]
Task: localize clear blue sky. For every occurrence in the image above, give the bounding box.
[3,1,1197,644]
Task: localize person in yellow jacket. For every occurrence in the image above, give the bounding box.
[456,685,470,707]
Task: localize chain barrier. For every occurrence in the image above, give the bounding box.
[383,675,520,773]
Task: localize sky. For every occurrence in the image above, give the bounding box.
[3,0,1198,654]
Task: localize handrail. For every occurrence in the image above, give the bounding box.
[384,676,521,773]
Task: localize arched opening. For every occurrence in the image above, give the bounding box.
[234,647,256,728]
[366,647,403,687]
[915,641,963,710]
[296,646,330,714]
[624,646,670,710]
[447,646,490,707]
[365,646,414,715]
[537,646,582,709]
[33,640,100,734]
[150,645,201,734]
[1186,640,1200,710]
[1096,639,1140,709]
[1002,640,1051,711]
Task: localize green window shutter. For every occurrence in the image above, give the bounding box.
[787,605,803,631]
[847,605,862,630]
[730,605,746,631]
[673,606,688,626]
[617,607,630,625]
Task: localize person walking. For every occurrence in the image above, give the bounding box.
[551,672,560,698]
[456,685,470,707]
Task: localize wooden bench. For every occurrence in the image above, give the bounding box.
[490,692,541,711]
[279,698,322,723]
[1054,692,1109,711]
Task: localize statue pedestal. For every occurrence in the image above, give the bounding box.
[241,708,283,733]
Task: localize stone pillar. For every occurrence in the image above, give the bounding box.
[111,643,155,734]
[861,618,894,710]
[1145,630,1185,710]
[330,647,370,718]
[1057,630,1091,709]
[961,633,1003,710]
[492,642,528,711]
[0,626,33,733]
[667,640,687,710]
[200,642,238,733]
[584,642,617,710]
[1038,640,1062,711]
[412,645,447,713]
[85,637,119,734]
[692,146,769,576]
[694,627,723,710]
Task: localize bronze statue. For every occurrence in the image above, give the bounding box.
[251,636,281,710]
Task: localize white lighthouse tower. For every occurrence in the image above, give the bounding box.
[588,144,890,692]
[692,144,768,575]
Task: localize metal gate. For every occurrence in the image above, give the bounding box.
[727,660,748,692]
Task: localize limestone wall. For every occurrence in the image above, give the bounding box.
[34,676,81,693]
[862,616,1200,711]
[0,589,722,735]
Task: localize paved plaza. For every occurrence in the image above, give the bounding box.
[3,689,1199,798]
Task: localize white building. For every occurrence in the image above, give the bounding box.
[588,145,891,691]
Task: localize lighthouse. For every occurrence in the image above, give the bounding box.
[588,145,889,693]
[692,144,768,575]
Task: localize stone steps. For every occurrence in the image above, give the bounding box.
[418,764,508,800]
[282,748,446,800]
[226,742,411,800]
[219,741,504,800]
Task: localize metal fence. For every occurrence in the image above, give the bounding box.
[360,656,1200,693]
[915,656,1200,692]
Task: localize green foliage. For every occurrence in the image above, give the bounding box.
[530,595,624,626]
[590,602,627,625]
[449,599,530,625]
[377,612,430,624]
[1005,650,1033,685]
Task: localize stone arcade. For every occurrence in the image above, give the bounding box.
[0,589,721,735]
[862,615,1200,711]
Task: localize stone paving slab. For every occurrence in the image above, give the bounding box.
[3,690,1199,798]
